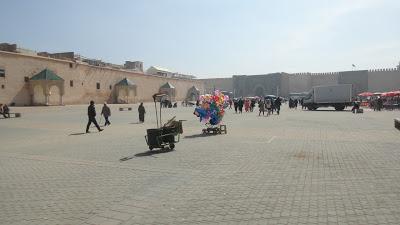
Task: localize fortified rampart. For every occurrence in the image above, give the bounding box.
[203,67,400,98]
[368,68,400,92]
[199,77,233,94]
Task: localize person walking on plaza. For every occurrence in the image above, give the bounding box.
[101,103,111,126]
[275,97,282,115]
[250,99,255,112]
[238,98,244,114]
[258,100,265,116]
[138,102,146,123]
[351,100,360,113]
[377,97,383,111]
[234,99,238,113]
[86,101,103,133]
[265,98,272,116]
[244,99,250,112]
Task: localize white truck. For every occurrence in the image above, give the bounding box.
[302,84,353,111]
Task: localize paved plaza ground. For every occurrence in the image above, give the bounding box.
[0,103,400,225]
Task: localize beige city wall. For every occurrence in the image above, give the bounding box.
[199,77,233,94]
[0,51,204,106]
[368,68,400,92]
[287,73,311,93]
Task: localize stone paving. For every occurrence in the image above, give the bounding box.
[0,104,400,225]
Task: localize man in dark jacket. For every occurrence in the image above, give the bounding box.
[86,101,103,133]
[238,98,244,114]
[101,103,111,126]
[275,97,282,115]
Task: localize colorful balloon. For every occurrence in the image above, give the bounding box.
[193,90,228,125]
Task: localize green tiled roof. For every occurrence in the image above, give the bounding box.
[160,82,175,89]
[189,85,199,91]
[116,78,136,86]
[30,69,64,81]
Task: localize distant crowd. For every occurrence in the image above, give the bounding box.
[225,97,283,117]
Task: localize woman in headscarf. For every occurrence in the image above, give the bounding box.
[138,102,146,123]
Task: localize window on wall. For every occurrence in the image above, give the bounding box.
[1,84,4,89]
[109,85,112,90]
[70,80,73,87]
[69,63,73,68]
[96,82,100,90]
[0,69,5,77]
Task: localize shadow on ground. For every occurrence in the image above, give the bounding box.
[184,133,215,139]
[303,109,352,112]
[120,148,174,161]
[69,132,86,136]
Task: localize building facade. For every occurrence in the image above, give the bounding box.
[0,50,204,106]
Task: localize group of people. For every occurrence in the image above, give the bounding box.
[85,101,146,133]
[288,98,301,109]
[230,98,263,114]
[228,97,282,116]
[369,97,384,111]
[161,99,178,108]
[258,97,282,116]
[0,103,10,118]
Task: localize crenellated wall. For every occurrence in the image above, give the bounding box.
[0,51,204,106]
[214,68,399,98]
[368,68,400,92]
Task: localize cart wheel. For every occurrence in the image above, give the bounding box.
[169,143,175,149]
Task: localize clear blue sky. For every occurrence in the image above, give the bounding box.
[1,0,399,78]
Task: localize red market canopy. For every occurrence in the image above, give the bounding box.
[357,92,374,97]
[381,91,400,97]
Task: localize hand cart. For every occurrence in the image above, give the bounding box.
[145,93,185,150]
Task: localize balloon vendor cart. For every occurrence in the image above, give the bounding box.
[145,93,184,150]
[193,90,228,135]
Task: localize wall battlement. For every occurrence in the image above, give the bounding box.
[292,72,340,76]
[368,68,398,72]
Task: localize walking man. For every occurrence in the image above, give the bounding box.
[238,98,244,114]
[234,99,238,113]
[138,102,146,123]
[258,100,265,116]
[86,101,103,133]
[101,103,111,126]
[275,97,282,115]
[265,98,272,116]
